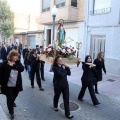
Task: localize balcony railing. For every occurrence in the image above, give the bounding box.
[71,2,77,7]
[90,7,111,15]
[56,2,65,8]
[42,7,50,12]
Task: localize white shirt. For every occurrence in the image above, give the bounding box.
[5,47,7,52]
[7,70,18,87]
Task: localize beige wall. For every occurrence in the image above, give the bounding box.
[14,13,44,33]
[40,0,85,24]
[14,34,27,45]
[14,13,29,32]
[78,0,85,21]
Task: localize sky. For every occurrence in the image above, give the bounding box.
[7,0,40,16]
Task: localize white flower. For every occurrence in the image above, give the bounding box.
[62,49,66,53]
[48,44,53,47]
[68,49,71,53]
[57,46,62,50]
[47,48,52,51]
[62,44,66,47]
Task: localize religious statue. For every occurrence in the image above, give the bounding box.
[57,19,66,46]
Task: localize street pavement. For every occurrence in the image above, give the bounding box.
[0,62,120,120]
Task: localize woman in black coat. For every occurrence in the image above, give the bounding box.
[94,52,106,94]
[53,56,74,119]
[78,55,100,106]
[0,50,24,119]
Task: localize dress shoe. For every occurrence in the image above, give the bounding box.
[13,103,16,107]
[40,88,44,91]
[54,107,58,111]
[66,115,74,119]
[95,91,99,94]
[10,113,14,119]
[94,102,101,106]
[78,98,84,101]
[42,78,45,81]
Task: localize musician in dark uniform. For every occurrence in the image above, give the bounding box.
[78,55,100,106]
[22,45,28,60]
[36,45,45,81]
[1,43,11,61]
[53,56,74,119]
[40,46,45,81]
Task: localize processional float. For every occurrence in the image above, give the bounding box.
[39,19,82,67]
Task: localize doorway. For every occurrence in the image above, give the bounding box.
[28,35,36,48]
[90,35,106,60]
[47,29,51,46]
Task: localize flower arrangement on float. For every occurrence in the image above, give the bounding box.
[43,44,76,59]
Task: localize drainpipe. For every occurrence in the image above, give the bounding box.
[26,32,28,45]
[84,0,90,59]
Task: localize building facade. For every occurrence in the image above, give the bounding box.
[84,0,120,75]
[39,0,85,58]
[0,0,44,48]
[13,13,44,47]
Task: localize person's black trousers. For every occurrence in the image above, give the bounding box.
[78,81,99,105]
[95,82,98,92]
[54,87,70,116]
[40,61,45,79]
[6,87,19,114]
[31,67,42,88]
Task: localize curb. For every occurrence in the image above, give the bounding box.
[0,105,9,120]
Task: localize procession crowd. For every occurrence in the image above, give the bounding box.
[0,42,106,120]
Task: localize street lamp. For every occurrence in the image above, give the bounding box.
[51,5,57,43]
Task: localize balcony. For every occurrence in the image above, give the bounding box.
[39,2,83,25]
[56,2,65,8]
[42,7,50,12]
[90,7,111,15]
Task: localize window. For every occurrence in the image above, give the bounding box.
[42,0,50,12]
[71,0,77,7]
[91,0,111,15]
[90,35,106,60]
[55,0,66,8]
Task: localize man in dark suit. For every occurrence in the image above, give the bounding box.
[36,45,46,81]
[22,45,28,60]
[40,46,46,81]
[1,43,11,61]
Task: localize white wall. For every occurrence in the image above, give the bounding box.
[84,0,120,75]
[44,22,85,60]
[88,0,120,27]
[36,33,44,46]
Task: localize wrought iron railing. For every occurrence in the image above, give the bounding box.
[56,2,65,8]
[90,7,111,15]
[42,7,50,12]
